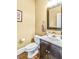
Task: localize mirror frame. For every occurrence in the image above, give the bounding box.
[47,4,62,30]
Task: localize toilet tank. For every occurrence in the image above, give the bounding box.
[34,35,41,45]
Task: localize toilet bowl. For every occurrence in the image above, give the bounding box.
[24,35,41,58]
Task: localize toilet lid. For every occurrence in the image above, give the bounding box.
[25,43,38,50]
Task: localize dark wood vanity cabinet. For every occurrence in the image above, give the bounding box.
[50,44,62,59]
[40,40,51,59]
[40,39,62,59]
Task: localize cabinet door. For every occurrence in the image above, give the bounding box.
[50,44,62,59]
[40,40,62,59]
[40,40,51,59]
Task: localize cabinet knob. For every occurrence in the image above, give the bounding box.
[46,50,50,53]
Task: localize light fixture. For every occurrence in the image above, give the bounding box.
[47,0,62,7]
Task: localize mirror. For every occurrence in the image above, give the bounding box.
[47,4,62,30]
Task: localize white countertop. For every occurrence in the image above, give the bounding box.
[40,35,62,47]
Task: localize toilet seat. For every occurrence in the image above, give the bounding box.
[25,43,38,52]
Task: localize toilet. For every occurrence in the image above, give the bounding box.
[24,35,41,58]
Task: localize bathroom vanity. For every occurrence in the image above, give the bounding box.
[40,35,62,59]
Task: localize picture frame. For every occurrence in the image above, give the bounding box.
[17,10,22,22]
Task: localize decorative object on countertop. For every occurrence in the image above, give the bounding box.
[17,10,22,22]
[46,31,56,38]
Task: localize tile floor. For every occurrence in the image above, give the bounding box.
[17,52,40,59]
[17,52,57,59]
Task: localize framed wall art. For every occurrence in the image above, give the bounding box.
[17,10,22,22]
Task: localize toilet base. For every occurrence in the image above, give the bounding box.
[27,50,39,58]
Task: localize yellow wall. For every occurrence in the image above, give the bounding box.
[35,0,48,35]
[17,0,35,49]
[17,0,61,49]
[35,0,61,35]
